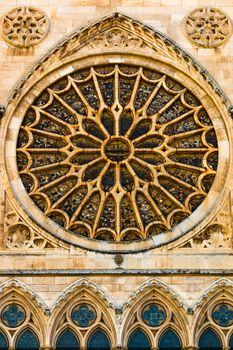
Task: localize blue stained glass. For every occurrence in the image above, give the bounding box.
[56,329,80,349]
[0,331,8,349]
[159,329,182,349]
[199,328,222,349]
[2,304,26,328]
[212,304,233,327]
[142,304,166,327]
[127,329,151,350]
[72,304,96,327]
[229,333,233,349]
[87,329,111,350]
[16,329,40,349]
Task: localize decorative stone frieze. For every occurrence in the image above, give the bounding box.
[184,7,232,48]
[0,6,50,48]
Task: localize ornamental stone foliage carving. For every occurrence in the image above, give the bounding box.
[0,6,50,48]
[4,197,58,249]
[3,13,231,252]
[179,192,232,249]
[184,7,232,48]
[88,28,144,49]
[182,223,231,249]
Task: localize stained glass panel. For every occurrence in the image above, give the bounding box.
[0,331,8,350]
[1,304,26,328]
[198,328,222,349]
[229,333,233,349]
[141,304,166,327]
[16,329,40,349]
[71,304,96,327]
[127,329,151,350]
[16,64,218,243]
[87,329,110,350]
[212,303,233,327]
[159,329,181,349]
[56,329,80,350]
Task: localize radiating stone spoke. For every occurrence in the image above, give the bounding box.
[17,63,218,242]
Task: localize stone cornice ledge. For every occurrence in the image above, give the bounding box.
[0,269,232,275]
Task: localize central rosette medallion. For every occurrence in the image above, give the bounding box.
[16,64,218,242]
[104,137,131,162]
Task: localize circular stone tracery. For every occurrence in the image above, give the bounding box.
[212,304,233,327]
[1,304,26,328]
[0,6,50,48]
[16,64,218,243]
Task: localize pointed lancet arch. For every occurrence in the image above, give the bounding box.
[0,278,48,347]
[121,278,189,348]
[49,278,117,349]
[192,278,233,348]
[0,278,49,313]
[50,278,117,312]
[122,278,189,311]
[192,278,233,310]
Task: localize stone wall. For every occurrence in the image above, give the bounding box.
[0,1,233,348]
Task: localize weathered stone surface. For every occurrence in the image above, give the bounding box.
[0,1,232,348]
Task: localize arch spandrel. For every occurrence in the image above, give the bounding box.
[1,13,232,253]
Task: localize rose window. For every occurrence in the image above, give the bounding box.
[16,64,218,242]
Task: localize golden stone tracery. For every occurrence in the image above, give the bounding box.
[0,6,50,48]
[16,64,218,243]
[184,7,232,48]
